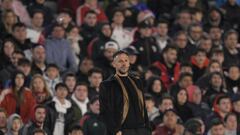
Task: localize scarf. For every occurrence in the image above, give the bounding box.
[52,97,71,114]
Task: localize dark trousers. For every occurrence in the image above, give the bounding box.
[121,128,151,135]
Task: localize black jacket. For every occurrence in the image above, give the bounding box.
[44,101,75,135]
[99,74,150,135]
[20,120,51,135]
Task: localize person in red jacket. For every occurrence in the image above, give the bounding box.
[76,0,108,26]
[0,71,36,124]
[153,45,180,89]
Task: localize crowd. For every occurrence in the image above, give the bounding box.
[0,0,239,135]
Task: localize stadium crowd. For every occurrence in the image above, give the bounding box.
[0,0,240,135]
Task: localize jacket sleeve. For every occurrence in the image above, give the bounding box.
[99,82,120,135]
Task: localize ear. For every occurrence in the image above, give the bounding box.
[112,60,116,68]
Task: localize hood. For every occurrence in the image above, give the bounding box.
[191,56,209,69]
[7,114,23,133]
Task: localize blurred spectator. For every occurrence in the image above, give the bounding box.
[87,68,103,100]
[56,9,75,33]
[209,26,223,50]
[76,57,94,83]
[206,118,225,135]
[153,45,180,89]
[0,38,16,70]
[31,45,46,75]
[76,0,107,26]
[17,58,32,87]
[30,74,51,104]
[43,64,61,96]
[0,108,7,134]
[6,114,23,135]
[63,73,77,95]
[0,71,36,123]
[145,94,159,122]
[45,24,77,73]
[71,82,89,120]
[225,65,240,94]
[187,23,203,46]
[224,113,238,135]
[80,96,107,135]
[45,83,74,135]
[21,105,51,135]
[67,125,84,135]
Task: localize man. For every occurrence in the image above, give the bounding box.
[30,10,44,32]
[76,57,94,83]
[187,23,203,46]
[45,24,77,73]
[68,125,84,135]
[99,50,151,135]
[88,68,103,99]
[71,82,89,117]
[80,96,107,135]
[153,45,180,89]
[31,45,46,75]
[21,105,51,135]
[64,73,77,95]
[207,118,226,135]
[153,109,184,135]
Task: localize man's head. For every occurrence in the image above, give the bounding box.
[209,118,225,135]
[31,10,44,28]
[73,82,88,102]
[144,94,155,112]
[11,50,25,67]
[12,23,27,43]
[79,57,94,74]
[224,113,237,131]
[188,23,203,42]
[63,73,77,93]
[138,22,152,38]
[32,129,46,135]
[88,68,103,88]
[112,50,130,76]
[199,36,212,53]
[193,48,207,66]
[45,64,59,80]
[224,30,238,50]
[162,45,178,65]
[17,58,32,76]
[159,95,174,112]
[228,65,240,81]
[51,24,65,39]
[210,72,223,89]
[112,9,125,25]
[216,95,232,114]
[210,49,224,64]
[84,10,97,27]
[57,9,72,25]
[232,95,240,113]
[178,73,193,89]
[34,105,46,124]
[176,10,192,29]
[209,26,222,41]
[55,83,69,99]
[174,31,188,49]
[32,45,46,64]
[163,109,178,129]
[68,125,84,135]
[89,96,100,114]
[156,19,169,37]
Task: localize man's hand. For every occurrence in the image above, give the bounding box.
[116,131,122,135]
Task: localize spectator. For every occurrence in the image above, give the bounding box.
[180,62,193,74]
[0,38,16,70]
[144,94,159,122]
[0,108,7,134]
[153,45,180,89]
[153,109,185,135]
[63,73,77,95]
[146,76,166,105]
[67,125,84,135]
[89,23,113,60]
[111,9,134,49]
[71,82,89,121]
[31,45,46,75]
[45,24,77,73]
[80,96,107,135]
[209,26,223,50]
[174,31,197,63]
[29,10,44,33]
[76,0,108,26]
[94,41,118,78]
[191,48,209,82]
[154,19,172,52]
[224,113,238,135]
[0,71,36,123]
[32,129,47,135]
[87,68,103,99]
[199,35,213,56]
[27,0,54,26]
[132,22,159,69]
[0,10,18,40]
[45,83,74,135]
[187,23,203,46]
[56,9,75,33]
[6,114,23,135]
[76,57,94,83]
[210,49,225,66]
[232,94,240,125]
[43,64,62,96]
[206,118,225,135]
[184,118,204,135]
[21,105,51,135]
[30,74,52,104]
[17,58,32,87]
[222,30,240,69]
[225,65,240,94]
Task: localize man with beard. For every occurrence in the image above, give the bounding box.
[99,50,151,135]
[153,45,180,89]
[21,105,51,135]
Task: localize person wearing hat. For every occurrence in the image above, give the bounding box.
[95,40,119,79]
[45,83,75,135]
[99,50,151,135]
[123,46,143,75]
[80,96,107,135]
[131,21,160,70]
[153,109,184,135]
